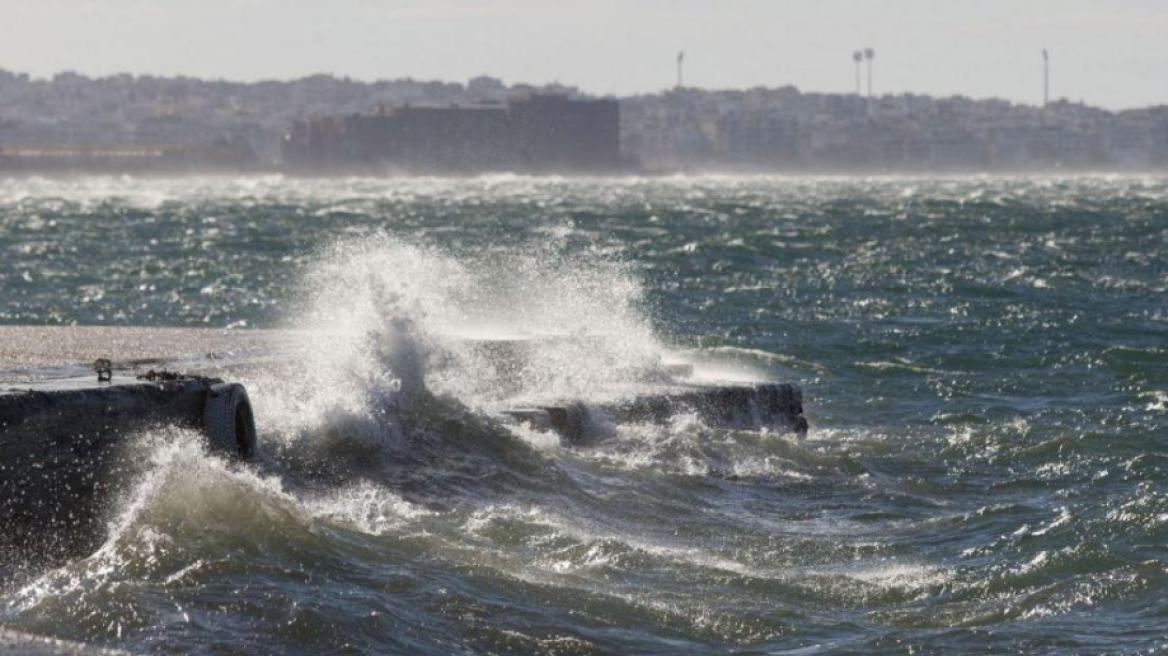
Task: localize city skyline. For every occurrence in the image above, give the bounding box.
[1,0,1166,110]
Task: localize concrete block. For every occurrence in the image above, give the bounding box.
[503,383,807,443]
[0,375,222,560]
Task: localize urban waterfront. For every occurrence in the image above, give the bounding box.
[1,68,1167,174]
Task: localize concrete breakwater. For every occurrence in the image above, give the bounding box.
[0,325,806,562]
[504,383,807,443]
[0,376,229,560]
[0,325,288,377]
[0,327,273,562]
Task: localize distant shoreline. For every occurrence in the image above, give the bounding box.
[2,167,1168,180]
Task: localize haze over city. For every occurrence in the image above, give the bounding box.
[2,0,1165,109]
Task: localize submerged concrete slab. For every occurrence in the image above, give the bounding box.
[502,382,807,443]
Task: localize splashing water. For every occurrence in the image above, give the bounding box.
[2,175,1168,655]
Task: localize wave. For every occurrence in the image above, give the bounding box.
[6,198,1168,654]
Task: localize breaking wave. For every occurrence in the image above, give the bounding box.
[4,176,1168,655]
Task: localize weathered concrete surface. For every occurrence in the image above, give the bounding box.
[611,382,806,432]
[0,326,295,561]
[0,629,132,656]
[503,382,807,443]
[0,376,222,561]
[0,325,287,381]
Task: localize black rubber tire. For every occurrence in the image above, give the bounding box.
[203,383,257,460]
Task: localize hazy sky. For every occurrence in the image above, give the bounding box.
[2,0,1165,109]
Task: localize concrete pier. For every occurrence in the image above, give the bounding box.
[0,325,287,380]
[1,325,807,556]
[1,326,269,561]
[0,375,225,559]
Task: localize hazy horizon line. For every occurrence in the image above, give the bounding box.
[7,65,1167,114]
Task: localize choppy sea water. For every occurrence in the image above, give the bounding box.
[2,175,1168,655]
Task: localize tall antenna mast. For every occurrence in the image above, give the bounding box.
[676,51,685,89]
[853,51,863,96]
[864,48,875,100]
[1043,49,1049,107]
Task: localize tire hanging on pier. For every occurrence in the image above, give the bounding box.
[203,383,257,460]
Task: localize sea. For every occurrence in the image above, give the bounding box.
[1,174,1167,655]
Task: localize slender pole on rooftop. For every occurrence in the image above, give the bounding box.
[864,48,875,100]
[853,51,863,96]
[676,51,685,89]
[1043,49,1050,108]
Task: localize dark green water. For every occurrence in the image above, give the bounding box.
[2,175,1168,654]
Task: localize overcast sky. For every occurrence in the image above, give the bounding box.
[1,0,1164,109]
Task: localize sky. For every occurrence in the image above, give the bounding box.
[1,0,1165,109]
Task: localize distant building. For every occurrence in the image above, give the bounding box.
[283,95,624,174]
[717,112,799,167]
